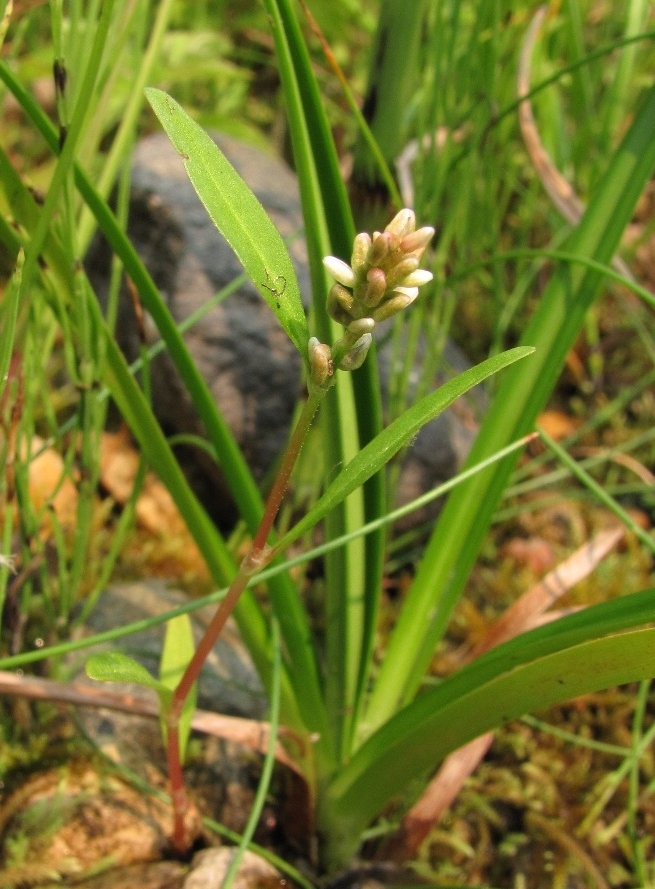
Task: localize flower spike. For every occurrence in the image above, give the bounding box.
[319,208,434,376]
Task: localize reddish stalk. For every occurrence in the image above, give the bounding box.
[166,387,324,853]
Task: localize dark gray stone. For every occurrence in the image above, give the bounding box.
[87,132,482,534]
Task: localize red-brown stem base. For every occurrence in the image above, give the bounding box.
[164,390,323,853]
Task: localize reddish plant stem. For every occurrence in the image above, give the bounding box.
[166,386,324,851]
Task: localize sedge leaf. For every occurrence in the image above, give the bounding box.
[145,87,309,357]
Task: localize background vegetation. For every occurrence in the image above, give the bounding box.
[0,1,654,886]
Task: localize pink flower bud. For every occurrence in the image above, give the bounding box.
[359,267,387,308]
[400,226,435,255]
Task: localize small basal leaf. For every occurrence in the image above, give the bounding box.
[145,87,309,357]
[160,614,197,762]
[86,651,168,697]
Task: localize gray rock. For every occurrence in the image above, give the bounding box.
[87,132,482,534]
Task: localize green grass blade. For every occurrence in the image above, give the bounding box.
[275,347,533,553]
[321,586,655,868]
[365,81,655,734]
[146,87,309,357]
[0,249,22,401]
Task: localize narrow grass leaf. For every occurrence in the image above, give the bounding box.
[0,249,22,400]
[264,0,372,762]
[145,88,308,357]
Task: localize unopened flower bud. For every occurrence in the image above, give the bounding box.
[308,337,333,387]
[351,232,372,275]
[346,316,376,338]
[368,231,393,266]
[400,225,434,256]
[385,256,419,289]
[323,255,355,288]
[372,290,418,322]
[339,333,372,371]
[327,283,355,325]
[359,267,387,308]
[399,268,433,287]
[385,208,416,238]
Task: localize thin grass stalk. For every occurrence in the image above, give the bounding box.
[78,0,176,252]
[16,0,116,297]
[167,390,324,849]
[351,0,430,196]
[219,618,282,889]
[601,0,651,149]
[537,427,655,555]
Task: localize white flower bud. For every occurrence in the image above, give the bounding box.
[399,269,433,287]
[346,317,376,337]
[323,255,356,288]
[391,285,419,300]
[385,208,416,238]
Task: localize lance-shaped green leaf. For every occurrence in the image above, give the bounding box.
[160,615,197,762]
[319,586,655,868]
[86,651,171,704]
[275,347,534,552]
[145,87,309,357]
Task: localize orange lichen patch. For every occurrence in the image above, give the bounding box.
[100,428,210,584]
[99,426,141,504]
[536,408,581,441]
[25,435,79,533]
